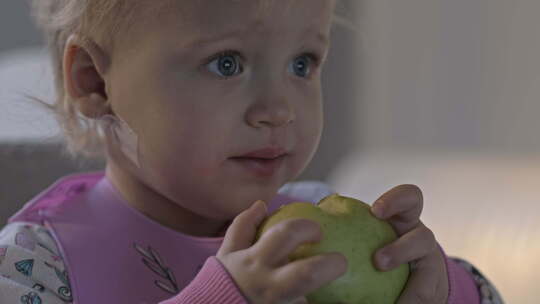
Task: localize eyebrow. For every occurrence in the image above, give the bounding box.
[185,27,329,49]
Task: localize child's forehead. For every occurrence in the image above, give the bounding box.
[114,0,335,56]
[141,0,334,40]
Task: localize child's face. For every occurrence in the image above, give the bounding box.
[105,0,335,233]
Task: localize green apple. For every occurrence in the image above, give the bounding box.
[254,193,409,304]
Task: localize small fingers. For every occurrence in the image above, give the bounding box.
[253,218,323,267]
[396,252,448,304]
[371,184,424,235]
[374,222,437,271]
[218,200,268,257]
[273,252,348,301]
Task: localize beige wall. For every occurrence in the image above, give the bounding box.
[355,0,540,155]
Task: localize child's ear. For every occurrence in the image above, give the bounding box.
[63,34,112,119]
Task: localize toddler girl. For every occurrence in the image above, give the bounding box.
[0,0,504,303]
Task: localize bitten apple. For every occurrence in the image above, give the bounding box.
[254,193,409,303]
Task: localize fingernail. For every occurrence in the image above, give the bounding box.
[379,253,391,270]
[256,200,267,214]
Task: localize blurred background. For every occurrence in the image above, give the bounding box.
[1,0,539,302]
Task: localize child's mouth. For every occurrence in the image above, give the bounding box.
[229,155,286,177]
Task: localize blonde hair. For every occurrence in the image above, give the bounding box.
[27,0,357,162]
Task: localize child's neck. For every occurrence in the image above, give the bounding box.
[105,160,230,238]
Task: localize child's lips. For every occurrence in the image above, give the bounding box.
[235,146,288,159]
[230,155,287,177]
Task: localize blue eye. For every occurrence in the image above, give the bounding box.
[290,54,318,78]
[205,50,321,79]
[207,51,243,78]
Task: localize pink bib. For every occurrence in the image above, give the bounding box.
[8,172,301,303]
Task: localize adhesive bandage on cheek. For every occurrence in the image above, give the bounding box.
[98,114,141,168]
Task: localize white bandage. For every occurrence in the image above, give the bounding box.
[99,114,140,168]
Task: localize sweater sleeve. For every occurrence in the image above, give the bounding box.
[439,244,505,304]
[0,222,73,303]
[159,256,248,304]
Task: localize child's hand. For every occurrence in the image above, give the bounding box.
[216,200,348,304]
[370,184,449,304]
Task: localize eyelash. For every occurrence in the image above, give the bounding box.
[203,49,322,79]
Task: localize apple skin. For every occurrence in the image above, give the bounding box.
[254,193,410,304]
